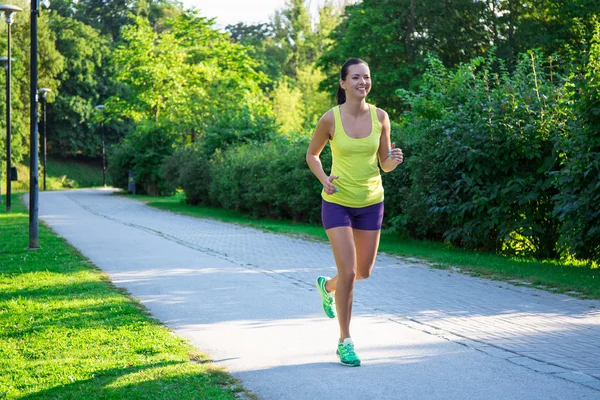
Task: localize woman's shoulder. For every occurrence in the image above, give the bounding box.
[318,108,336,125]
[373,105,389,120]
[372,105,389,124]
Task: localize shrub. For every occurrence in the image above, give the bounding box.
[397,52,568,257]
[161,146,211,205]
[553,23,600,264]
[108,121,174,195]
[207,136,329,223]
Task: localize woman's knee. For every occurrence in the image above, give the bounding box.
[356,267,372,281]
[338,267,356,283]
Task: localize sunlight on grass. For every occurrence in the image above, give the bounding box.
[0,193,250,399]
[10,158,106,192]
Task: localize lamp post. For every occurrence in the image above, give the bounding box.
[39,88,51,191]
[29,0,39,249]
[0,56,15,206]
[96,104,106,187]
[0,4,22,212]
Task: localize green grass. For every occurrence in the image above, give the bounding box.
[45,156,107,189]
[0,193,254,400]
[129,192,600,300]
[9,157,107,193]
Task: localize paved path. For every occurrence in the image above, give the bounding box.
[35,189,600,399]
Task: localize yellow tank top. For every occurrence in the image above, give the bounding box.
[321,104,384,207]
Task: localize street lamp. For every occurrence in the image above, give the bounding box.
[39,88,51,191]
[96,104,106,187]
[0,56,15,206]
[0,4,22,212]
[29,0,40,249]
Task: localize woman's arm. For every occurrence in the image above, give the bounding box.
[306,110,338,195]
[377,109,403,172]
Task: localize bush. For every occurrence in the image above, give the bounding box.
[108,121,174,195]
[553,23,600,264]
[397,52,568,257]
[200,108,278,155]
[207,136,329,223]
[107,140,134,191]
[161,146,211,205]
[380,121,414,233]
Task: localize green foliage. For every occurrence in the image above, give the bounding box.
[0,1,64,169]
[45,156,105,188]
[297,65,333,130]
[486,1,599,62]
[109,12,275,146]
[398,52,568,258]
[160,147,210,205]
[46,12,113,157]
[379,122,413,233]
[271,0,316,78]
[106,11,278,195]
[319,0,489,118]
[272,80,305,135]
[108,121,174,195]
[49,0,184,40]
[205,137,329,223]
[553,22,600,263]
[200,108,277,155]
[226,22,286,87]
[318,0,599,118]
[228,0,340,135]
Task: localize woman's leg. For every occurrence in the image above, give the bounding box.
[325,226,356,341]
[353,229,381,280]
[324,228,380,291]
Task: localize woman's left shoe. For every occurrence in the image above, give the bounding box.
[336,338,361,367]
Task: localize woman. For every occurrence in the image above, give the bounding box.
[306,58,403,366]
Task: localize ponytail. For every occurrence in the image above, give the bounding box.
[337,84,346,105]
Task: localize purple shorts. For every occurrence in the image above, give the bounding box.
[321,200,384,231]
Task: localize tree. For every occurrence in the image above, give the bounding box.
[319,0,490,118]
[226,22,285,87]
[48,0,183,40]
[0,1,64,167]
[108,11,277,191]
[271,0,315,78]
[46,13,112,157]
[272,80,305,135]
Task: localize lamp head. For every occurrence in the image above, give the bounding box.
[0,56,15,70]
[96,104,106,111]
[39,88,51,99]
[0,5,23,24]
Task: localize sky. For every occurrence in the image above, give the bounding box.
[181,0,322,28]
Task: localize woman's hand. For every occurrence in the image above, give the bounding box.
[388,143,404,164]
[322,175,339,195]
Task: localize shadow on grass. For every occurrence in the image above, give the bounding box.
[18,360,239,400]
[0,279,161,341]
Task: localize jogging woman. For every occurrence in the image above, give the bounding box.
[306,58,403,366]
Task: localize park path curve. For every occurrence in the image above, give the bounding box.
[32,188,600,399]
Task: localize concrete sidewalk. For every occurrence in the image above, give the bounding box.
[34,188,600,399]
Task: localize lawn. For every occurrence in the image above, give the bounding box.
[0,193,253,400]
[131,192,599,300]
[10,157,107,193]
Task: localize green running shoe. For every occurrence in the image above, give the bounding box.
[316,276,336,318]
[336,338,361,367]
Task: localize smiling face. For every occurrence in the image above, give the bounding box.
[340,63,371,100]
